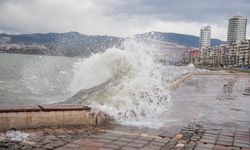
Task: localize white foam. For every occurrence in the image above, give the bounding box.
[70,38,198,128]
[188,63,195,68]
[5,130,29,142]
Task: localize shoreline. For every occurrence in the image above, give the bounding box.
[1,70,248,132]
[0,71,250,149]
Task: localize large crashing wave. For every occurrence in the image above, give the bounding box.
[20,38,197,128]
[69,38,174,128]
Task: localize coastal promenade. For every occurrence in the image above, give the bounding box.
[0,71,250,149]
[0,123,250,150]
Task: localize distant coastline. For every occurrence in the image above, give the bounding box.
[0,31,223,57]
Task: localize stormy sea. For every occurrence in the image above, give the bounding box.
[0,38,198,128]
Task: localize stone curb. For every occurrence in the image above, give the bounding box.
[0,104,91,113]
[0,105,109,132]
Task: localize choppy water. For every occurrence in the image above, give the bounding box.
[0,53,78,104]
[0,38,198,128]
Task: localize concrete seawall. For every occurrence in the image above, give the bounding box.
[165,71,248,90]
[165,73,193,90]
[0,104,109,132]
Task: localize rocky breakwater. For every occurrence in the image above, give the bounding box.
[0,104,110,131]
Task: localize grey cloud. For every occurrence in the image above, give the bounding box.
[103,0,250,23]
[0,0,249,40]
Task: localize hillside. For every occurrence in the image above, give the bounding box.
[136,32,224,47]
[0,32,123,56]
[0,31,224,56]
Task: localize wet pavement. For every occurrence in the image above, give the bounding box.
[166,74,250,128]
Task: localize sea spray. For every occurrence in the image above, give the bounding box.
[70,38,174,128]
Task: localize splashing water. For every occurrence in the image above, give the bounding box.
[188,63,195,68]
[69,38,195,128]
[15,38,199,128]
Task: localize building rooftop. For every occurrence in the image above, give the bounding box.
[231,12,247,19]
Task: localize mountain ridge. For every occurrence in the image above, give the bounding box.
[135,31,224,47]
[0,32,123,56]
[0,31,224,56]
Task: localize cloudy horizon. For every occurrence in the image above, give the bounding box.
[0,0,249,40]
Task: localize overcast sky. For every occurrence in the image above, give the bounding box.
[0,0,249,40]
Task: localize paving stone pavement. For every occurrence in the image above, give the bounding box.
[0,123,250,150]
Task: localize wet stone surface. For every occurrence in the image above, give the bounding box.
[169,74,250,129]
[0,123,250,150]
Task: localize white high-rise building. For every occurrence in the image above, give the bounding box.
[227,13,247,44]
[199,26,211,49]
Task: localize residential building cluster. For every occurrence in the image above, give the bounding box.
[183,13,249,68]
[0,37,47,53]
[0,43,47,51]
[184,40,250,67]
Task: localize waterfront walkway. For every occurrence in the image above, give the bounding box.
[0,123,250,150]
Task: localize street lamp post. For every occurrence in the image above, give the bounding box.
[242,52,246,69]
